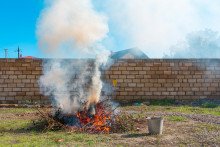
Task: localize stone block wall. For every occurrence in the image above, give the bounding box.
[0,58,220,104]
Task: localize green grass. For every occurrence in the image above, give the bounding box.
[0,119,33,131]
[167,116,188,122]
[0,108,37,114]
[0,107,219,146]
[0,113,110,146]
[165,105,220,116]
[0,131,109,147]
[121,105,220,116]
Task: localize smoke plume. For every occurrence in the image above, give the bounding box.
[36,0,108,56]
[164,29,220,58]
[94,0,220,58]
[37,0,109,113]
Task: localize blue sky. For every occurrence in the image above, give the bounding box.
[1,0,220,58]
[0,0,44,58]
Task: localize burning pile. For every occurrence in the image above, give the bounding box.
[34,100,138,134]
[52,101,114,133]
[33,100,123,134]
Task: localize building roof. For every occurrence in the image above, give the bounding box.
[20,56,37,59]
[111,48,149,59]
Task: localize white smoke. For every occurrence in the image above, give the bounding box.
[36,0,108,56]
[86,51,111,108]
[39,59,94,113]
[37,0,110,113]
[94,0,220,58]
[164,29,220,58]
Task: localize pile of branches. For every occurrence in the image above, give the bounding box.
[32,102,140,133]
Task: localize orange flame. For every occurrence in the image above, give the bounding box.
[76,102,111,133]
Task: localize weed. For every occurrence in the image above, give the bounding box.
[167,116,188,122]
[132,113,147,121]
[137,99,143,104]
[111,113,136,133]
[150,99,175,106]
[156,135,162,145]
[201,103,218,108]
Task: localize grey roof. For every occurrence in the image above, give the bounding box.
[111,48,149,59]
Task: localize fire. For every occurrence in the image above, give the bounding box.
[76,102,112,133]
[52,101,113,133]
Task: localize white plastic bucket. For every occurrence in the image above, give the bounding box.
[147,117,164,135]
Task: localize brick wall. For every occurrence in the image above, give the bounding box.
[0,58,220,104]
[0,59,46,104]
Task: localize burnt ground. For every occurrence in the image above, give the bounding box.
[0,106,219,146]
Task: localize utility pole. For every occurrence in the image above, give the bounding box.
[16,46,21,58]
[4,49,8,58]
[18,46,20,58]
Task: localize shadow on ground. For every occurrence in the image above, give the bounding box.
[121,133,151,138]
